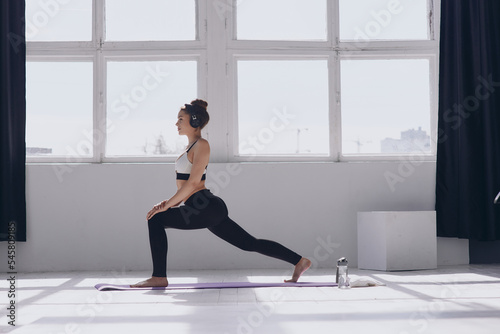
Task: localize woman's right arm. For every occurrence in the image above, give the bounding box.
[161,140,210,208]
[146,140,210,220]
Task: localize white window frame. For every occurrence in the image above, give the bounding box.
[227,52,337,162]
[26,0,440,164]
[26,0,207,164]
[337,50,439,161]
[224,0,440,162]
[25,54,96,164]
[100,52,207,163]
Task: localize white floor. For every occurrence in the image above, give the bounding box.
[2,265,500,334]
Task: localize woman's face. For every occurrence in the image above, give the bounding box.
[175,110,193,135]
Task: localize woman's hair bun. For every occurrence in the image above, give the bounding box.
[190,99,208,110]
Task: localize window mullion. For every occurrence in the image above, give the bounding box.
[94,0,105,47]
[330,1,340,160]
[331,52,341,161]
[428,0,435,41]
[94,52,105,162]
[94,0,105,162]
[206,0,230,163]
[429,55,439,156]
[330,0,340,48]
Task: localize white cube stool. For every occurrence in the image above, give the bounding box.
[357,211,437,271]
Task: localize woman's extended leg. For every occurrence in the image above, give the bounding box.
[208,217,311,282]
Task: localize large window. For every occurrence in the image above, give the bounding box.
[106,60,197,156]
[26,0,439,163]
[26,0,200,162]
[237,59,329,156]
[236,0,328,41]
[26,61,93,157]
[339,0,429,41]
[25,0,92,42]
[231,0,437,160]
[341,58,432,155]
[105,0,196,41]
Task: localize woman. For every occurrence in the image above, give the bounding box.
[132,99,311,287]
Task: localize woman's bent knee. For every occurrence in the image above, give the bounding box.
[147,214,165,230]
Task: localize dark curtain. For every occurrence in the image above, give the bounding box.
[0,1,26,242]
[436,0,500,241]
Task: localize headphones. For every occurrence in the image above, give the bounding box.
[190,114,201,128]
[185,104,202,128]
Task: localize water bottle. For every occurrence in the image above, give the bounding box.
[336,257,350,289]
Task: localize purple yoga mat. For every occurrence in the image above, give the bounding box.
[95,281,337,291]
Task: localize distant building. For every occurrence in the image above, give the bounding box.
[381,127,430,153]
[26,147,52,155]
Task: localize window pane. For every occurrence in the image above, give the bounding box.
[341,59,431,155]
[105,0,196,41]
[238,60,329,156]
[339,0,428,41]
[25,0,92,41]
[26,62,93,157]
[237,0,327,41]
[106,60,197,156]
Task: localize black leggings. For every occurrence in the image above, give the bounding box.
[147,189,302,277]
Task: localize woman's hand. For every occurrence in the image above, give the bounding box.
[147,200,168,220]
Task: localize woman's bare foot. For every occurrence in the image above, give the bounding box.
[130,276,169,288]
[284,257,312,283]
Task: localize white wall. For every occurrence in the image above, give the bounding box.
[1,161,468,273]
